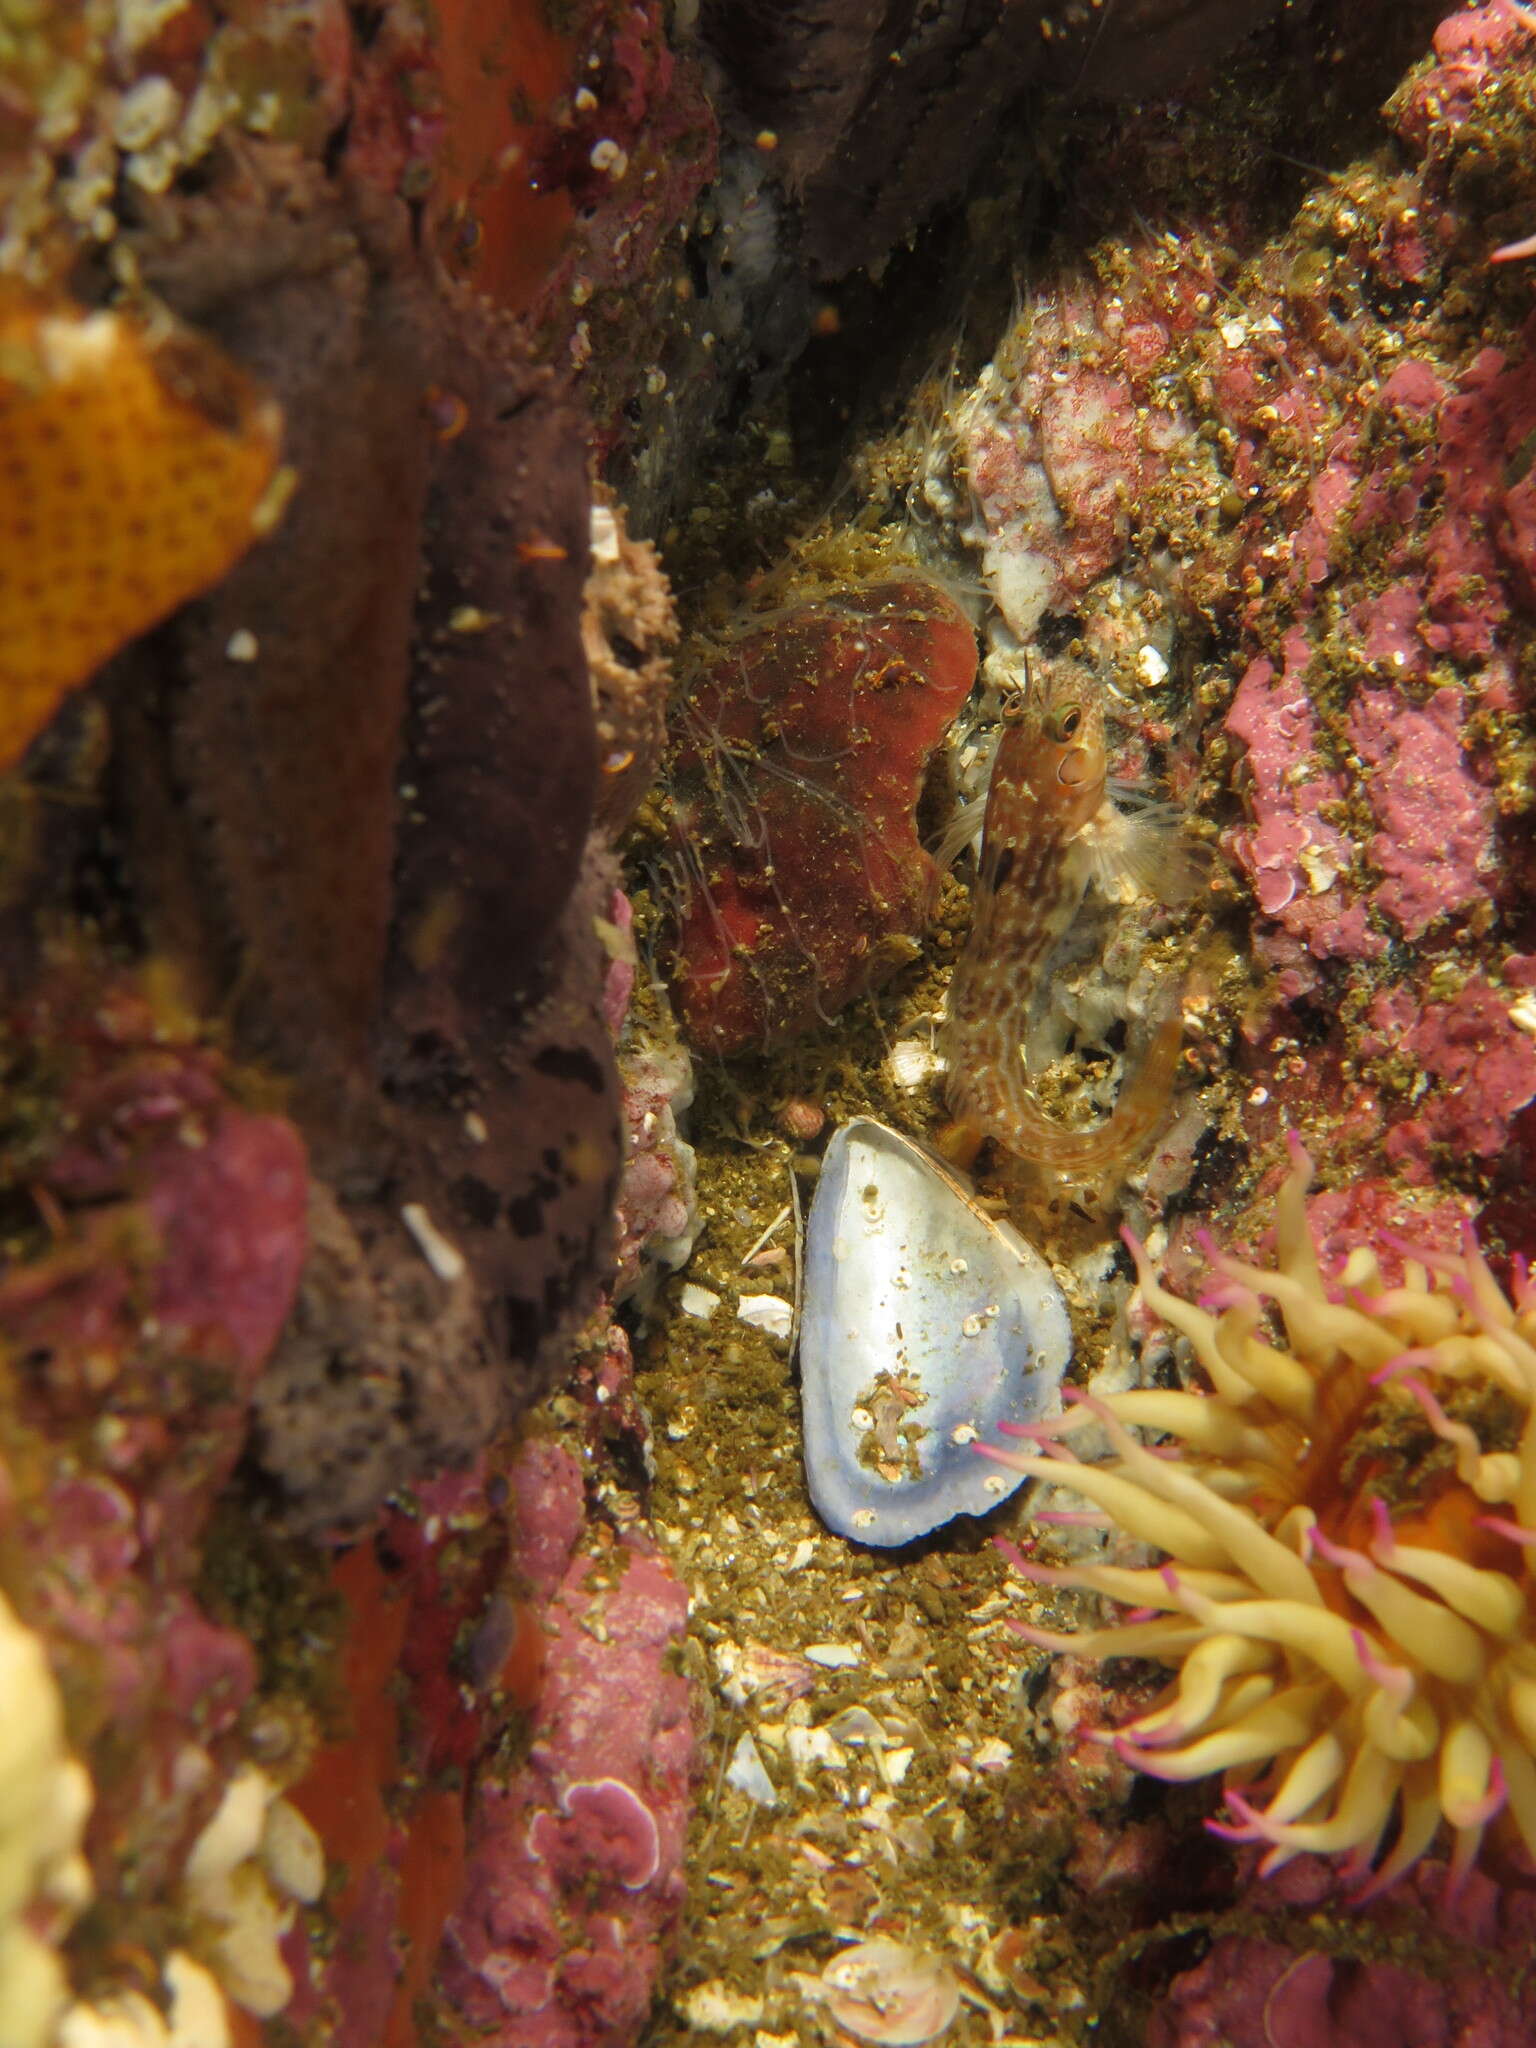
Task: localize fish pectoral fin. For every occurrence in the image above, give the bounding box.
[931,794,988,871]
[1087,804,1209,907]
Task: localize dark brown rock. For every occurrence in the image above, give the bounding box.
[86,157,622,1528]
[700,0,1292,279]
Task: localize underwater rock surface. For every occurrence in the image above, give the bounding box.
[800,1119,1071,1547]
[700,0,1296,279]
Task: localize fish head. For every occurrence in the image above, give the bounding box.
[996,672,1107,838]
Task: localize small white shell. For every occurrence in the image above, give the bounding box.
[737,1292,794,1339]
[725,1732,779,1807]
[816,1941,961,2047]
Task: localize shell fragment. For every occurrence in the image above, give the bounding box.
[799,1119,1070,1546]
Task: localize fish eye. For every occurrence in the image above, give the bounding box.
[1047,705,1083,743]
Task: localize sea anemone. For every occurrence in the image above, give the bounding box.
[984,1138,1536,1897]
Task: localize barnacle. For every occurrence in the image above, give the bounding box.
[987,1139,1536,1895]
[0,282,284,772]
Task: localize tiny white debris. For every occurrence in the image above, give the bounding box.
[1135,642,1168,688]
[680,1283,721,1320]
[590,503,621,562]
[825,1706,886,1746]
[37,309,122,384]
[884,1746,915,1785]
[973,1737,1013,1772]
[804,1642,862,1669]
[113,74,180,150]
[886,1039,940,1090]
[224,628,259,663]
[738,1293,793,1341]
[726,1732,779,1808]
[260,1798,324,1904]
[448,605,500,634]
[786,1538,817,1571]
[852,1508,877,1530]
[1219,316,1247,347]
[677,1982,767,2033]
[1297,843,1339,895]
[1511,991,1536,1039]
[400,1203,467,1284]
[785,1725,847,1774]
[589,137,628,177]
[574,86,599,113]
[463,1110,488,1143]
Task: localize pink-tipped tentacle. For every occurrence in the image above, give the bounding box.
[1349,1627,1412,1707]
[1366,1495,1397,1563]
[1006,1619,1084,1653]
[1205,1788,1274,1845]
[1449,1755,1507,1835]
[1284,1129,1315,1176]
[1368,1347,1439,1387]
[1305,1524,1374,1577]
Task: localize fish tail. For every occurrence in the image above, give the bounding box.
[957,988,1184,1181]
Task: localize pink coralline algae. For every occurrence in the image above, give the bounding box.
[438,1438,694,2048]
[667,578,978,1053]
[0,977,308,1487]
[1223,632,1382,966]
[959,279,1199,638]
[950,0,1536,1205]
[1148,1854,1536,2048]
[1363,971,1536,1179]
[1348,685,1494,939]
[1224,659,1497,964]
[0,970,309,1953]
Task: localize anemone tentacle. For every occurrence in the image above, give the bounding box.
[995,1144,1536,1893]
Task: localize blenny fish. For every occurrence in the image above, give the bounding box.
[939,666,1194,1181]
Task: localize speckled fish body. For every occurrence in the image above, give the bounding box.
[940,682,1183,1179]
[799,1118,1071,1546]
